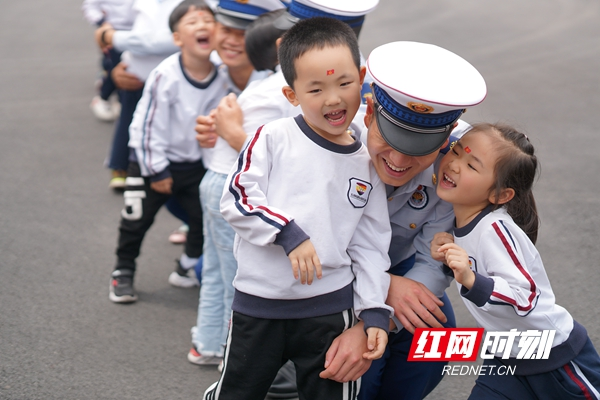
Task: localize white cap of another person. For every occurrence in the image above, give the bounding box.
[367,41,487,156]
[215,0,287,30]
[274,0,379,30]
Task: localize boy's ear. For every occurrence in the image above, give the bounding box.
[282,86,299,107]
[275,37,282,52]
[489,188,515,205]
[359,66,366,85]
[172,31,182,47]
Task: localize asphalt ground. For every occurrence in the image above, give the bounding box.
[0,0,599,399]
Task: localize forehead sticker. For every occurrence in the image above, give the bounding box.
[464,146,471,153]
[327,69,335,76]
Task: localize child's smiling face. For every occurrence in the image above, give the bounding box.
[173,7,215,59]
[437,130,500,211]
[283,44,365,145]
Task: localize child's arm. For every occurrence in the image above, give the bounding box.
[287,239,322,285]
[220,124,310,257]
[437,242,475,289]
[363,327,388,360]
[128,68,173,180]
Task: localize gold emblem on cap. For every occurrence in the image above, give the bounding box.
[407,102,434,114]
[432,173,437,185]
[236,0,249,3]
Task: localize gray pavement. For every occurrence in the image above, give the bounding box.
[0,0,599,399]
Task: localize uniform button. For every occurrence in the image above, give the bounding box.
[409,223,417,229]
[388,197,393,201]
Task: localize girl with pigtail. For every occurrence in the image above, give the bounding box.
[430,123,600,399]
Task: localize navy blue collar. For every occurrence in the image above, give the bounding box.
[294,115,362,154]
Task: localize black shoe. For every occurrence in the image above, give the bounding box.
[109,269,138,303]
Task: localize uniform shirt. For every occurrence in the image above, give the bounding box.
[82,0,136,29]
[200,66,271,174]
[369,120,471,298]
[454,205,586,374]
[221,115,393,331]
[128,52,229,180]
[112,0,182,81]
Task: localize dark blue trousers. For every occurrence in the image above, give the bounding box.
[358,255,456,400]
[108,87,143,171]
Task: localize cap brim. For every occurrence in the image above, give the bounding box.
[375,109,452,156]
[215,12,252,30]
[272,11,299,30]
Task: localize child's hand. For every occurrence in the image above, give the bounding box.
[150,177,173,194]
[288,239,322,285]
[195,112,218,148]
[363,327,388,360]
[438,243,475,289]
[431,232,454,262]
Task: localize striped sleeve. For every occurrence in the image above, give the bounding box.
[129,69,172,178]
[474,221,540,316]
[220,125,305,249]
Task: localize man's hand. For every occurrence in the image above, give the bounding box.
[111,62,144,91]
[387,275,446,333]
[195,112,218,148]
[319,322,371,382]
[95,22,114,52]
[288,239,322,285]
[150,177,173,194]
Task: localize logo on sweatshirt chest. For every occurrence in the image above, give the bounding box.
[347,178,372,208]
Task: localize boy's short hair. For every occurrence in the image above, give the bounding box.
[278,17,360,88]
[245,9,288,72]
[169,0,213,32]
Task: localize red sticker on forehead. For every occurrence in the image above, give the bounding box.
[464,146,471,153]
[327,69,335,75]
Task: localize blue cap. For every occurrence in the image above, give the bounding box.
[216,0,286,30]
[274,0,378,30]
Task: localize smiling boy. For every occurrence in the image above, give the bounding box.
[109,0,231,303]
[206,17,393,400]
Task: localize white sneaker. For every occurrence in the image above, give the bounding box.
[90,95,117,122]
[168,260,199,288]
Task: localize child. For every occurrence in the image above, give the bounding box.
[109,0,228,303]
[187,0,284,367]
[82,0,135,122]
[205,17,392,400]
[431,123,600,399]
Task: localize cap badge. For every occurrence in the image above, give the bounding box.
[407,102,434,114]
[235,0,249,3]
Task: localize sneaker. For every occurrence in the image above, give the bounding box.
[168,224,189,244]
[188,346,223,366]
[109,170,127,190]
[90,95,117,122]
[109,269,138,303]
[168,260,200,288]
